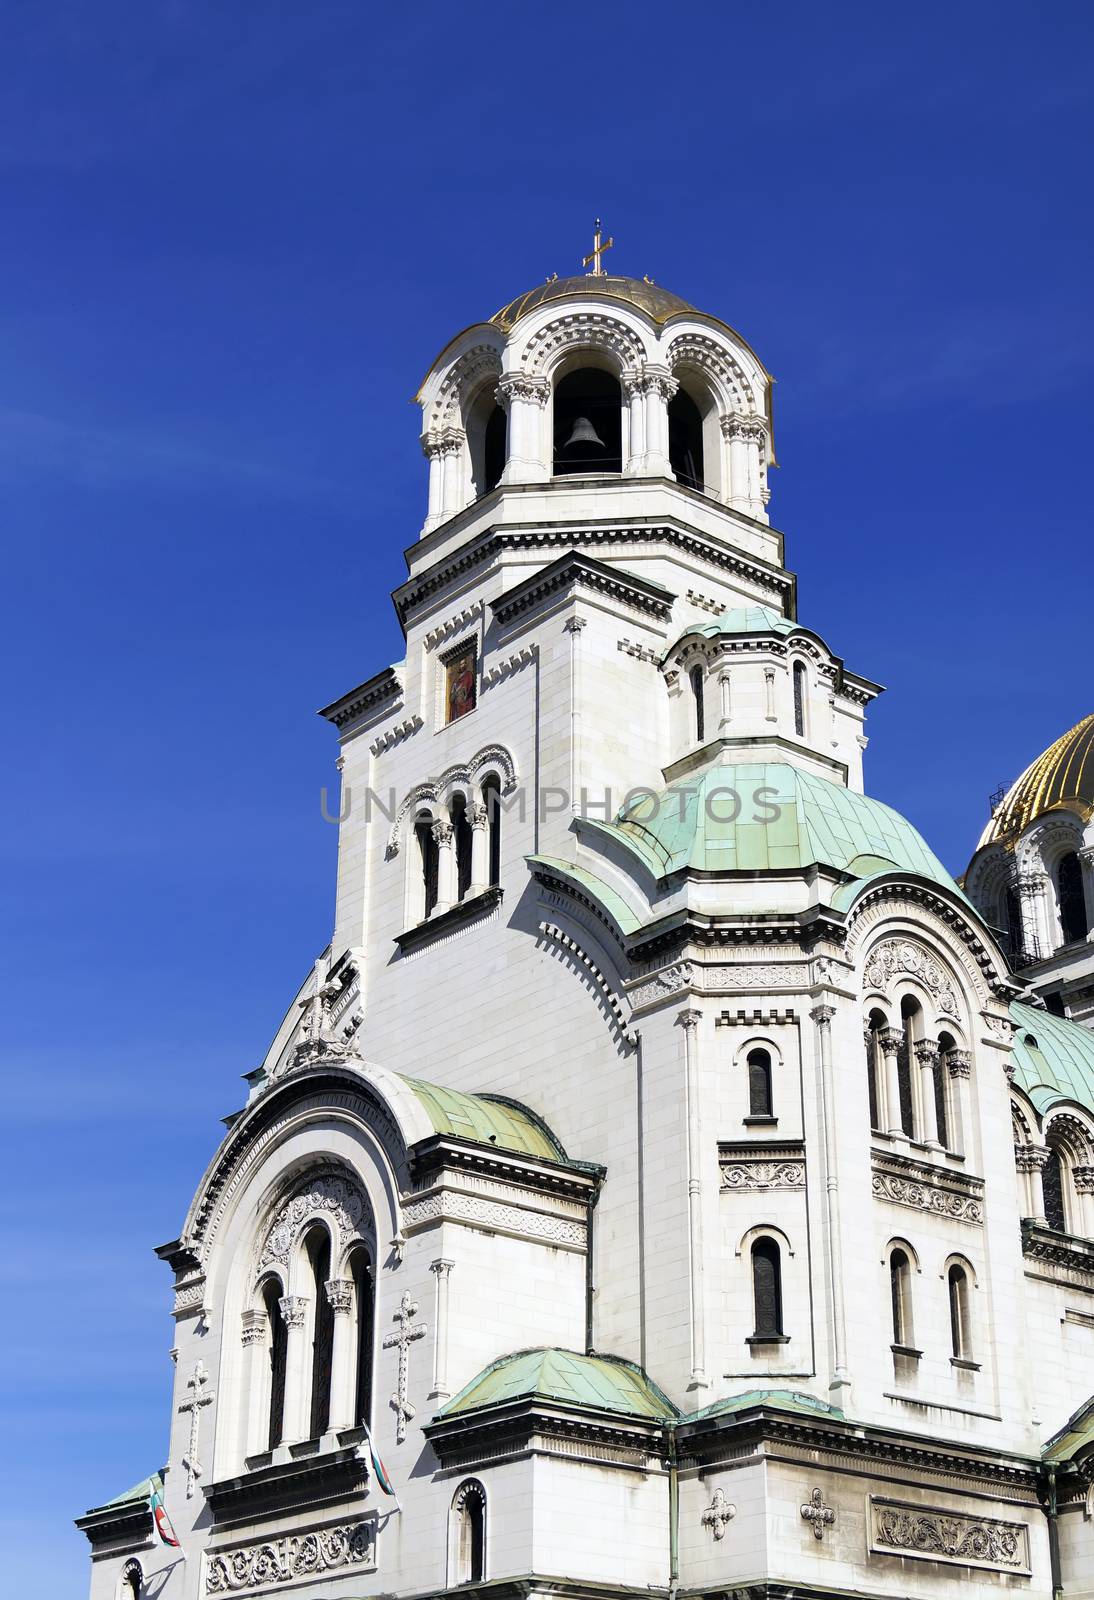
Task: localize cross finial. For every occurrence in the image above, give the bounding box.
[582,218,614,277]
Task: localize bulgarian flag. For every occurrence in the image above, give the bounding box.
[150,1479,181,1548]
[362,1423,401,1511]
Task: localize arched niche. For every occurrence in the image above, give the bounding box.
[668,366,722,497]
[553,357,623,477]
[465,380,507,500]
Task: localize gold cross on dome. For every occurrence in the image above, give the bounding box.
[582,218,614,276]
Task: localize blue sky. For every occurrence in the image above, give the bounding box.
[2,2,1092,1589]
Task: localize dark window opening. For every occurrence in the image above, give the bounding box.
[553,368,622,476]
[751,1238,783,1338]
[263,1279,287,1450]
[668,387,704,490]
[793,661,807,739]
[483,776,502,887]
[457,1485,486,1583]
[948,1264,970,1359]
[1045,992,1067,1017]
[898,999,918,1138]
[1044,1145,1067,1232]
[889,1248,911,1346]
[935,1033,953,1150]
[1004,885,1023,960]
[307,1229,334,1438]
[690,665,705,742]
[1059,852,1088,944]
[351,1247,375,1426]
[417,817,439,918]
[865,1017,881,1130]
[452,794,473,901]
[747,1048,773,1117]
[482,405,507,496]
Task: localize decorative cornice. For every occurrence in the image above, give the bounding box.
[369,713,423,757]
[318,666,402,731]
[204,1446,371,1529]
[718,1141,806,1191]
[492,551,675,628]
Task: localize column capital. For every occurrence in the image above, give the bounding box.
[677,1007,703,1031]
[1078,846,1094,868]
[1017,870,1047,897]
[469,803,489,831]
[279,1294,308,1329]
[325,1278,354,1316]
[947,1048,973,1078]
[1015,1143,1050,1173]
[430,1257,456,1278]
[877,1026,904,1057]
[720,410,768,443]
[564,615,588,636]
[912,1039,939,1067]
[494,372,550,409]
[431,819,454,846]
[810,1004,837,1028]
[241,1309,267,1347]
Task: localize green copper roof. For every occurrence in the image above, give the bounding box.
[596,762,958,892]
[684,1387,844,1425]
[86,1472,161,1514]
[665,604,799,659]
[525,855,644,935]
[397,1076,567,1162]
[1044,1394,1094,1465]
[1010,1002,1094,1118]
[438,1348,677,1422]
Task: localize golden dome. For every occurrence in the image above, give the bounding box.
[492,274,696,330]
[979,712,1094,847]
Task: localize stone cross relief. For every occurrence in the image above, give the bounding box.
[701,1487,736,1539]
[178,1359,215,1498]
[801,1486,836,1539]
[382,1291,427,1444]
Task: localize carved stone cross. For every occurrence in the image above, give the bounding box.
[382,1291,427,1443]
[701,1487,736,1540]
[178,1359,215,1498]
[801,1485,836,1539]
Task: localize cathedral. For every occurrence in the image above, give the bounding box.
[79,242,1094,1600]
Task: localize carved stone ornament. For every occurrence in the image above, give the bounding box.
[628,961,694,1010]
[871,1151,983,1225]
[701,1487,736,1539]
[278,1294,308,1329]
[179,1360,216,1499]
[863,940,960,1019]
[801,1486,835,1540]
[719,1145,806,1191]
[383,1291,427,1444]
[259,1174,368,1272]
[205,1520,377,1592]
[325,1278,354,1315]
[870,1498,1029,1573]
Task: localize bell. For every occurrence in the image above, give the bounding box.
[560,415,606,455]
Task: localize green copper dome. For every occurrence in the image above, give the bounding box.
[437,1347,676,1422]
[598,762,958,890]
[1009,1002,1094,1117]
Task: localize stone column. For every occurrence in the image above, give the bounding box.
[812,1003,851,1400]
[468,803,489,895]
[946,1049,973,1157]
[878,1027,906,1141]
[1079,847,1094,938]
[429,1259,455,1400]
[278,1294,309,1443]
[432,820,455,916]
[1018,870,1050,959]
[722,413,767,518]
[718,668,732,730]
[913,1040,942,1149]
[438,429,466,518]
[496,374,550,484]
[241,1310,269,1459]
[325,1279,356,1432]
[421,431,445,532]
[1073,1166,1094,1235]
[1016,1145,1049,1222]
[566,616,587,817]
[643,367,677,478]
[678,1008,708,1388]
[622,370,647,474]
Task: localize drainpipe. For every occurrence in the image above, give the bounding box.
[666,1425,680,1600]
[1042,1464,1063,1600]
[584,1184,600,1354]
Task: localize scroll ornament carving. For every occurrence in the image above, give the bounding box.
[864,940,960,1018]
[629,962,694,1008]
[871,1172,983,1224]
[260,1175,367,1271]
[205,1522,376,1592]
[873,1504,1027,1571]
[720,1159,805,1191]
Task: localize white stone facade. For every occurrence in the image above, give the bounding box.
[81,273,1094,1600]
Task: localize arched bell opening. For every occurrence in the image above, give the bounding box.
[668,386,705,491]
[553,366,622,476]
[466,385,508,500]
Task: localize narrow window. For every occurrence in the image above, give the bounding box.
[482,775,502,886]
[1059,852,1088,944]
[750,1238,783,1338]
[444,642,477,724]
[452,794,473,901]
[350,1247,375,1426]
[889,1248,912,1347]
[1044,1144,1067,1232]
[898,998,918,1138]
[454,1481,487,1583]
[690,665,705,742]
[948,1264,971,1360]
[668,386,705,490]
[935,1032,954,1150]
[482,405,507,496]
[747,1048,773,1118]
[263,1279,287,1450]
[865,1017,881,1130]
[793,661,806,738]
[416,816,439,919]
[307,1228,334,1438]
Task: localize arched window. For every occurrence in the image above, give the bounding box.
[482,406,507,496]
[452,1480,487,1583]
[452,793,473,902]
[1004,884,1023,961]
[306,1227,334,1438]
[935,1032,955,1150]
[416,814,439,919]
[482,776,502,887]
[1043,1142,1067,1232]
[750,1238,783,1339]
[553,367,622,475]
[262,1278,287,1450]
[668,387,705,490]
[120,1561,143,1600]
[1059,852,1088,944]
[349,1246,375,1426]
[948,1263,972,1360]
[889,1247,914,1348]
[690,665,705,742]
[864,1013,883,1130]
[897,997,918,1139]
[793,661,807,739]
[747,1048,773,1119]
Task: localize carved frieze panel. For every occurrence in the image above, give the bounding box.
[871,1151,984,1225]
[719,1142,806,1191]
[259,1173,370,1272]
[863,940,960,1019]
[869,1498,1030,1574]
[402,1186,587,1250]
[205,1519,377,1592]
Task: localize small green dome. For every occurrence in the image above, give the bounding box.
[604,762,958,890]
[1010,1002,1094,1118]
[664,604,817,663]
